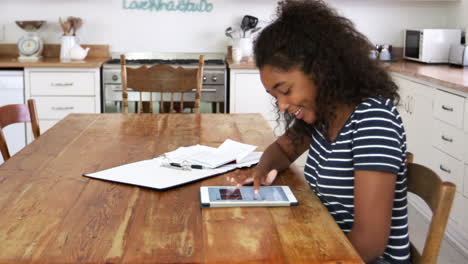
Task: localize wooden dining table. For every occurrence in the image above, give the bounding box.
[0,113,363,264]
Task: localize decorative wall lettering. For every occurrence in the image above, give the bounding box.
[123,0,214,13]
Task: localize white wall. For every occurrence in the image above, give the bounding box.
[0,0,460,54]
[449,0,468,33]
[328,0,457,46]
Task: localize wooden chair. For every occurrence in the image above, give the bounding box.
[120,55,205,114]
[0,99,40,161]
[406,152,456,264]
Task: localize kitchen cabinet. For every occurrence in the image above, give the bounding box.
[430,87,468,247]
[393,74,434,166]
[393,73,468,254]
[432,147,464,190]
[457,94,468,237]
[465,98,468,165]
[229,68,309,167]
[432,119,465,161]
[433,89,465,129]
[0,70,25,164]
[398,0,458,1]
[464,97,468,133]
[24,67,101,142]
[229,69,283,135]
[431,88,466,196]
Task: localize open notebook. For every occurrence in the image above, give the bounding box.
[83,140,262,190]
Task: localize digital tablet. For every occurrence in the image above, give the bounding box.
[200,186,299,208]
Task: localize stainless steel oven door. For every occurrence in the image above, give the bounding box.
[102,84,224,113]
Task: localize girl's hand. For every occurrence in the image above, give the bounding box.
[226,168,278,194]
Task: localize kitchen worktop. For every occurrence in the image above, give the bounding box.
[227,56,468,95]
[0,44,110,68]
[227,56,257,70]
[384,61,468,94]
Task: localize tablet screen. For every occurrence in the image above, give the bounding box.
[209,186,288,201]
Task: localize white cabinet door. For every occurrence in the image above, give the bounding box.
[396,81,411,128]
[230,69,276,119]
[432,120,465,161]
[464,98,468,133]
[408,88,433,167]
[0,71,26,164]
[465,165,468,198]
[431,148,464,190]
[433,89,465,129]
[24,67,101,143]
[229,69,286,136]
[464,98,468,165]
[34,97,96,120]
[393,74,434,166]
[29,70,96,96]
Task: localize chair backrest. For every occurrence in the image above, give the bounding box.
[0,99,40,161]
[120,54,205,114]
[406,153,456,264]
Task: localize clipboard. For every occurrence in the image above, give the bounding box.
[82,157,258,190]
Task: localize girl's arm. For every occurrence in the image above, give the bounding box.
[228,123,310,190]
[347,170,397,262]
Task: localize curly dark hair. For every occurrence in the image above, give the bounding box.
[254,0,399,141]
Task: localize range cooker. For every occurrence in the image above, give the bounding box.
[102,52,227,113]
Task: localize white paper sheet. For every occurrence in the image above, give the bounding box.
[83,139,261,189]
[83,156,261,190]
[188,139,257,168]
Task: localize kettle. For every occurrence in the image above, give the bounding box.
[379,44,392,61]
[70,45,90,61]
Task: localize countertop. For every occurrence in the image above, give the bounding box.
[227,56,468,95]
[227,56,257,70]
[0,56,110,68]
[0,44,110,68]
[384,61,468,94]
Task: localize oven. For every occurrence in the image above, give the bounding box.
[102,52,227,113]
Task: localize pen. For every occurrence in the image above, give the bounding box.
[169,162,204,170]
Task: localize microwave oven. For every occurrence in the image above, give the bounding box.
[404,29,462,63]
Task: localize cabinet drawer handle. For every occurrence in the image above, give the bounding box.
[113,88,216,93]
[409,96,415,115]
[192,88,217,92]
[51,82,74,87]
[113,87,133,92]
[403,96,409,113]
[439,165,451,174]
[441,135,453,143]
[52,106,74,111]
[441,105,454,112]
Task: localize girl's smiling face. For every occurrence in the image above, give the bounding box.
[260,65,318,124]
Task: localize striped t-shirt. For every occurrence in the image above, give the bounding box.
[304,97,410,263]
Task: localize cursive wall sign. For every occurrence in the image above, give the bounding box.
[123,0,214,13]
